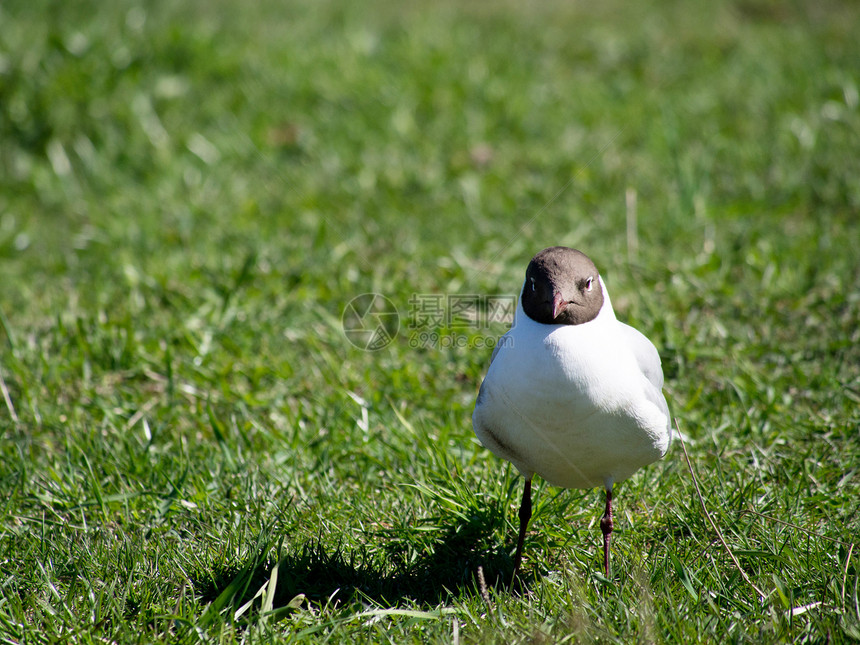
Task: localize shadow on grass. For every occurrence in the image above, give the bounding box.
[194,509,523,615]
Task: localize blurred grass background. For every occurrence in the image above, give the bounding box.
[1,0,859,642]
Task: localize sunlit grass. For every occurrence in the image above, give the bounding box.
[1,0,859,642]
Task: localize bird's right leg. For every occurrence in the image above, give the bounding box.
[600,486,613,578]
[511,477,532,590]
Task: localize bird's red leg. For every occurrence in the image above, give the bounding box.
[600,487,613,577]
[511,478,532,591]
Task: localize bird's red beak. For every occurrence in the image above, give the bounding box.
[552,292,566,320]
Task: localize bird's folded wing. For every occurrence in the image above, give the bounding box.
[617,322,670,421]
[487,331,507,366]
[617,322,663,388]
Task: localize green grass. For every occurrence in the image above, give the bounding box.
[1,0,859,641]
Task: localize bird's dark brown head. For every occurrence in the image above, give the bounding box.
[521,246,604,325]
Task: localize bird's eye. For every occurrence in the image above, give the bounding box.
[530,277,536,292]
[585,277,594,292]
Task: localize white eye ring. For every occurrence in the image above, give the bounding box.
[585,277,594,292]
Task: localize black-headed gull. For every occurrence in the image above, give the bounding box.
[472,246,671,586]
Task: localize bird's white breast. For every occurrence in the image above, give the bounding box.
[473,287,670,490]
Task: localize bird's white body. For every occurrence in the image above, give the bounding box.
[473,278,671,490]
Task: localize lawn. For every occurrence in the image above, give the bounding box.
[1,0,859,642]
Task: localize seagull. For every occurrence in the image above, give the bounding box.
[472,246,671,587]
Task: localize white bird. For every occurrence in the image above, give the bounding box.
[472,246,671,586]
